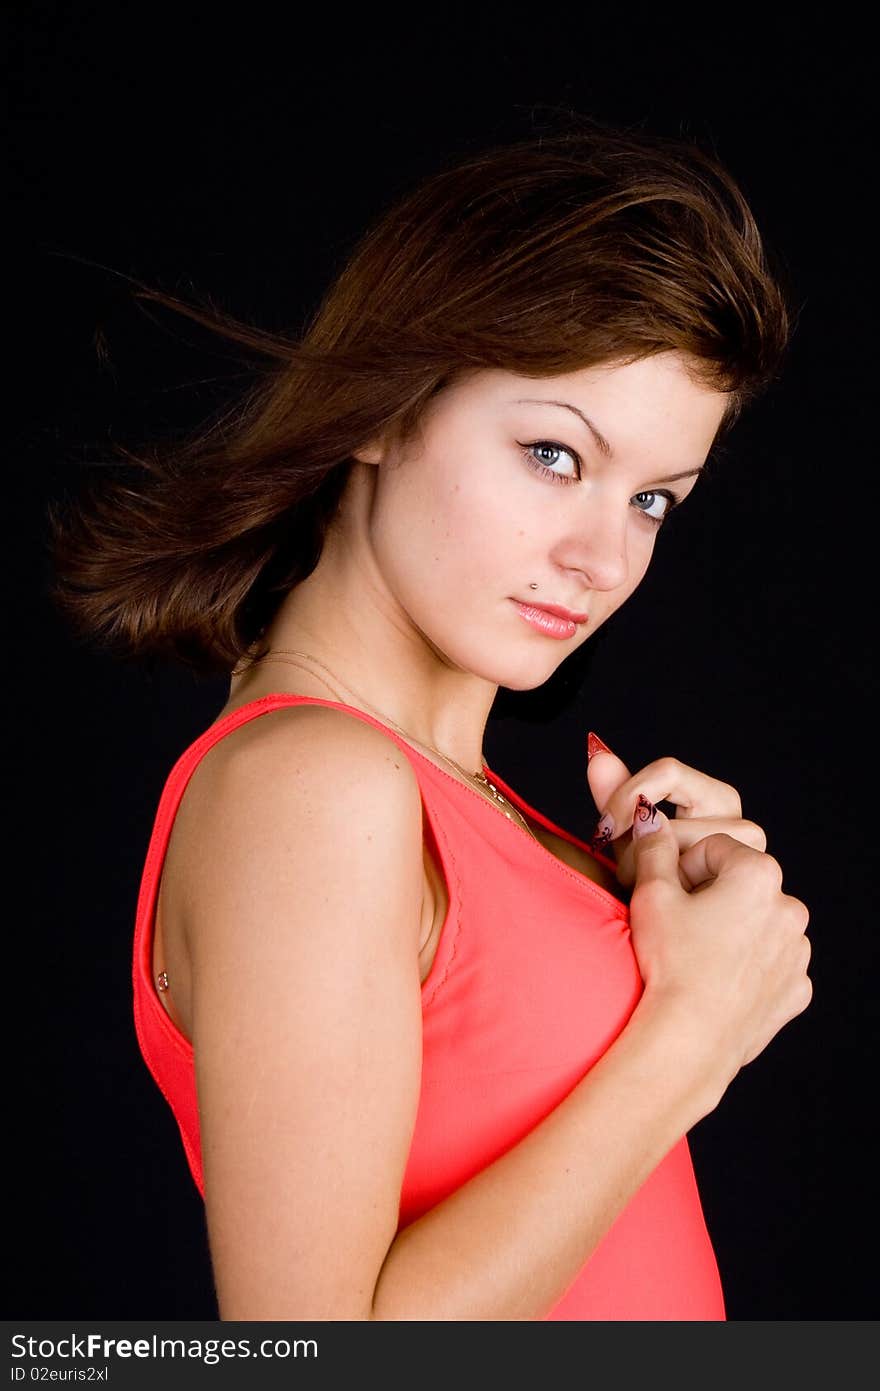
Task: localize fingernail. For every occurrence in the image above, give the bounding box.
[590,811,615,851]
[631,793,663,840]
[587,731,614,760]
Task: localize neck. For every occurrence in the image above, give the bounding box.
[230,468,499,771]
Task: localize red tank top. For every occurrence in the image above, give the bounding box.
[132,693,726,1320]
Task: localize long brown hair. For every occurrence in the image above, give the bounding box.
[45,114,798,677]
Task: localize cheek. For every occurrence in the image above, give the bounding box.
[373,457,506,589]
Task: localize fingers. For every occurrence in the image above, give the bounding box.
[667,814,767,858]
[676,832,777,891]
[628,800,681,888]
[585,742,632,834]
[592,755,743,843]
[613,816,769,890]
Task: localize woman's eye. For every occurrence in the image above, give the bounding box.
[518,443,682,525]
[519,440,581,484]
[632,490,678,527]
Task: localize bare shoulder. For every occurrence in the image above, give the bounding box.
[176,702,427,959]
[184,701,424,832]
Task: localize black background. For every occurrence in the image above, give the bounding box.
[7,7,876,1319]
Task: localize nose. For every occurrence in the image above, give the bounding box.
[553,497,632,593]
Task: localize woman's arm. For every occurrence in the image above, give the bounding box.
[371,989,716,1320]
[188,706,426,1320]
[186,707,729,1321]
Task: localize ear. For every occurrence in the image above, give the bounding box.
[351,438,384,466]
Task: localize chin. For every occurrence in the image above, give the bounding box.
[429,627,584,690]
[495,670,554,693]
[476,651,573,692]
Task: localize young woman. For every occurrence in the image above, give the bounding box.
[48,117,812,1320]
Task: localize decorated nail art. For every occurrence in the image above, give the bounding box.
[587,731,614,760]
[590,811,615,851]
[631,793,660,839]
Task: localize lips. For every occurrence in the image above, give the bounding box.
[512,599,589,624]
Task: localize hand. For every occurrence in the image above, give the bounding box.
[626,807,812,1092]
[586,736,768,892]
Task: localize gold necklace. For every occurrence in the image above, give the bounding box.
[240,646,539,842]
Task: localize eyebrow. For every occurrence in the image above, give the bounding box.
[512,398,705,484]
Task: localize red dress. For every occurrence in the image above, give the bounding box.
[132,693,726,1319]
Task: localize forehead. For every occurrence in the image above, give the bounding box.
[443,355,731,454]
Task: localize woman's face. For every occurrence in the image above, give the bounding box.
[357,352,731,691]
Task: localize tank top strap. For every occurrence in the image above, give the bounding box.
[204,692,450,769]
